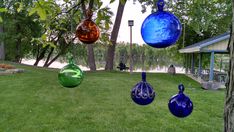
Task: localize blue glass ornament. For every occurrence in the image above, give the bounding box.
[141,0,182,48]
[131,72,156,105]
[58,56,84,88]
[168,84,193,118]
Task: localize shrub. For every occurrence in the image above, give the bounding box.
[0,64,15,69]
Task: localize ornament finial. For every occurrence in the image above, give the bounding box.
[178,84,185,93]
[157,0,165,11]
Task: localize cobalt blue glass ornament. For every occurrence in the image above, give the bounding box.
[168,84,193,118]
[141,0,182,48]
[131,72,156,105]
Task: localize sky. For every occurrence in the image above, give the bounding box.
[102,0,152,44]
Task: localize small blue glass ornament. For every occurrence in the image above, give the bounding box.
[168,84,193,118]
[131,72,156,105]
[141,0,182,48]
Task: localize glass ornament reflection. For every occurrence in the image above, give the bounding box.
[58,56,84,88]
[141,0,182,48]
[168,84,193,118]
[131,72,155,105]
[76,10,100,44]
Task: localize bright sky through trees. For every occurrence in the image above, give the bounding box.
[102,0,151,44]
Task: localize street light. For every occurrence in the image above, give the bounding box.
[128,20,134,26]
[128,20,134,74]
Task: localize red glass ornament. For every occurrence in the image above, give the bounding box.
[75,10,100,44]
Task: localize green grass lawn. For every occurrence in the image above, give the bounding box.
[0,62,225,132]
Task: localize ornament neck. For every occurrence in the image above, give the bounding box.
[178,84,185,94]
[86,9,93,20]
[157,0,165,11]
[142,72,146,82]
[67,54,74,64]
[69,58,74,64]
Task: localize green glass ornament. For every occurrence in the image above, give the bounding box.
[58,56,84,88]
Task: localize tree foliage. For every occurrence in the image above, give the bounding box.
[1,0,114,67]
[0,0,232,69]
[0,0,43,62]
[28,0,114,67]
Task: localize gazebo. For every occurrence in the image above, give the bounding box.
[179,32,230,89]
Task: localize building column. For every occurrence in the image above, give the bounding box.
[209,52,215,81]
[191,53,195,74]
[198,53,202,77]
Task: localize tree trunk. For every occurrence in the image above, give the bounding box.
[43,37,71,67]
[87,44,96,71]
[14,23,21,62]
[0,25,4,60]
[43,45,67,68]
[33,45,49,66]
[43,53,61,67]
[43,47,54,67]
[105,0,126,70]
[224,1,234,131]
[0,43,4,60]
[81,0,96,71]
[15,37,21,62]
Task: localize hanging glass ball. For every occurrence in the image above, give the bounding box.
[58,57,84,88]
[141,0,182,48]
[75,10,100,44]
[131,72,156,105]
[168,84,193,118]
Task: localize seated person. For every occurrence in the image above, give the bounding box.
[117,61,128,71]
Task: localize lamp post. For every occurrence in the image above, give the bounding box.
[128,20,134,74]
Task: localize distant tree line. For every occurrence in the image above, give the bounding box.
[67,42,184,70]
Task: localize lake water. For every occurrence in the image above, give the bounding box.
[21,59,185,74]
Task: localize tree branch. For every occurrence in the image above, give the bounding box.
[227,24,232,52]
[58,1,83,16]
[81,0,87,18]
[43,47,54,67]
[88,0,94,10]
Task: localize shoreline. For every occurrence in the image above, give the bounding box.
[21,59,185,73]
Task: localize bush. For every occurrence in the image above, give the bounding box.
[0,64,15,69]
